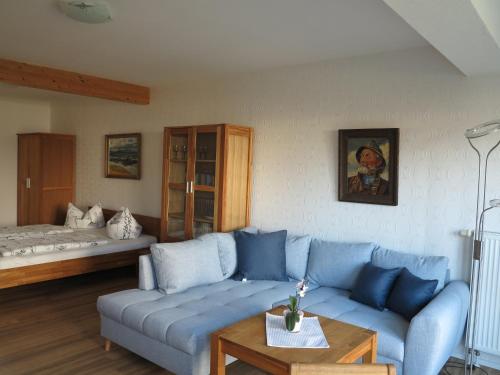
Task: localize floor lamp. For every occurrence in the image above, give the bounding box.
[464,120,500,375]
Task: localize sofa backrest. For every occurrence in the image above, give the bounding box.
[305,239,377,290]
[371,247,449,293]
[142,230,451,294]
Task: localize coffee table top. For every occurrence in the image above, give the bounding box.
[213,305,377,365]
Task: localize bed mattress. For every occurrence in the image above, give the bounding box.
[0,228,157,270]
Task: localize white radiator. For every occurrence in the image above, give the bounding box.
[475,231,500,357]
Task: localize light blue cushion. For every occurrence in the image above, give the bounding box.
[151,237,224,294]
[198,233,236,279]
[306,239,376,290]
[372,247,449,293]
[198,227,258,280]
[285,234,311,281]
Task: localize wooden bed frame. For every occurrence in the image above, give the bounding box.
[0,208,160,289]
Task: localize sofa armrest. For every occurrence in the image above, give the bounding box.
[404,281,469,375]
[138,254,157,290]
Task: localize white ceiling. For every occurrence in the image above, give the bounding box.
[0,0,428,86]
[384,0,500,76]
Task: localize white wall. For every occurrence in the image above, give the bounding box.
[0,97,51,226]
[51,47,500,280]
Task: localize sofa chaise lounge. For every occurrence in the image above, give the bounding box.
[97,233,469,375]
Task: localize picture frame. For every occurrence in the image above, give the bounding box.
[105,133,141,179]
[338,128,399,206]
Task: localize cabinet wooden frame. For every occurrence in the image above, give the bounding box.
[17,133,76,226]
[160,124,253,242]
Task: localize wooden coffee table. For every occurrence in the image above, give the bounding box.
[210,306,377,375]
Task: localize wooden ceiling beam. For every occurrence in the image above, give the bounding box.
[0,58,150,104]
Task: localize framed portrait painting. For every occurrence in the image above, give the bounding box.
[105,133,141,179]
[338,128,399,206]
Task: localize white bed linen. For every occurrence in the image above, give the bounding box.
[0,229,157,270]
[0,230,109,257]
[0,224,73,239]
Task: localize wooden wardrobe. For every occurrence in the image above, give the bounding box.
[17,133,76,226]
[160,124,253,242]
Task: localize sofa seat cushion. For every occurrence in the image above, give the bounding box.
[273,287,409,363]
[97,279,315,356]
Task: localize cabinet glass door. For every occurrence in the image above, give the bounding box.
[193,191,215,236]
[192,129,219,237]
[166,130,191,240]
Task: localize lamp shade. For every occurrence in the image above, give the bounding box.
[465,120,500,139]
[58,1,112,24]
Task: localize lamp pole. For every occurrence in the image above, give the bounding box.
[464,121,500,375]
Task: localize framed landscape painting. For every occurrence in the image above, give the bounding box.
[105,133,141,179]
[338,128,399,206]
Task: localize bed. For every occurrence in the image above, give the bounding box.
[0,209,159,289]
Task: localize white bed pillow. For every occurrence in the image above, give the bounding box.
[64,203,105,229]
[106,207,142,240]
[150,236,224,294]
[64,203,84,228]
[82,203,105,228]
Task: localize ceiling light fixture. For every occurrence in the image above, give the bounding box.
[58,1,112,24]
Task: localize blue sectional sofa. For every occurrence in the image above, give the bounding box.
[97,234,469,375]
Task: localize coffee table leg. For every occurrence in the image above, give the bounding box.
[362,335,377,364]
[211,333,225,375]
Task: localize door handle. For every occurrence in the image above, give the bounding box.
[26,177,31,189]
[186,181,189,194]
[190,181,194,194]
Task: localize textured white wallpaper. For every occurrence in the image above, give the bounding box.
[0,98,51,226]
[51,47,500,280]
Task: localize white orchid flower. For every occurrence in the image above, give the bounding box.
[296,279,309,298]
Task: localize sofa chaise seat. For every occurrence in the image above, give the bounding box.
[97,235,469,375]
[98,279,304,356]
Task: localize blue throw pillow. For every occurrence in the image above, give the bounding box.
[350,263,401,311]
[233,230,288,281]
[387,268,438,320]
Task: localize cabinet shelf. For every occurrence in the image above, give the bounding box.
[168,182,187,191]
[169,212,213,224]
[168,212,185,220]
[194,216,214,224]
[194,185,215,192]
[161,124,253,242]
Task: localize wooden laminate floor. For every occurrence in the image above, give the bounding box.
[0,268,498,375]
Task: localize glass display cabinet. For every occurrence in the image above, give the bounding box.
[160,124,253,242]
